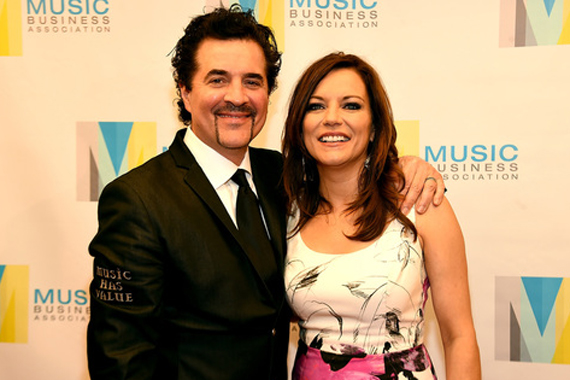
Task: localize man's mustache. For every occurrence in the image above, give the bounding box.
[214,104,257,118]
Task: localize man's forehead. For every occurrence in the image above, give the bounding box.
[194,38,267,77]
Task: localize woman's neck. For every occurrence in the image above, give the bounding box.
[318,166,360,212]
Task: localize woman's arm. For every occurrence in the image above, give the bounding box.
[416,197,481,380]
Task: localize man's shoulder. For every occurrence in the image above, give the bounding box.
[249,147,283,190]
[249,146,283,162]
[104,149,174,190]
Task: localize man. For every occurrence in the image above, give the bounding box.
[87,5,444,380]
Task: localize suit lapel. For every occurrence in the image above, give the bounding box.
[169,130,282,302]
[170,130,238,239]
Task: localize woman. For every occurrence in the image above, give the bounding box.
[282,53,480,380]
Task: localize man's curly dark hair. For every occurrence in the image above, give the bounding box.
[171,4,282,125]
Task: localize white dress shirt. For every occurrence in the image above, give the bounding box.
[183,127,258,228]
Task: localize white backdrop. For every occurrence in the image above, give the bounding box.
[1,0,570,379]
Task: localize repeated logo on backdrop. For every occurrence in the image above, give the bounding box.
[500,0,570,47]
[26,0,111,34]
[395,120,420,157]
[34,286,89,323]
[0,0,112,55]
[0,265,28,343]
[396,121,519,182]
[0,264,89,343]
[496,276,570,364]
[206,0,378,34]
[0,0,23,56]
[288,0,378,29]
[425,142,519,182]
[76,121,157,201]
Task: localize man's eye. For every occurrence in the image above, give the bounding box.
[245,80,262,87]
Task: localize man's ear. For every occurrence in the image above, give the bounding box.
[180,85,192,112]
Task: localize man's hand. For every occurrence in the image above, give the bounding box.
[399,156,445,215]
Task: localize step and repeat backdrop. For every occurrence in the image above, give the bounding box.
[1,0,570,379]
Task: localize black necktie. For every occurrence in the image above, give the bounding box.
[231,169,277,280]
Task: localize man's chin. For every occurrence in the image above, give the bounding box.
[217,131,256,150]
[217,118,254,129]
[219,138,253,150]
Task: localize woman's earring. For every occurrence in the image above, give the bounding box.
[302,157,314,182]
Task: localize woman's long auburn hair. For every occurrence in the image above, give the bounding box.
[282,52,417,241]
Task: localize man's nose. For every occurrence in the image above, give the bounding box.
[224,81,247,105]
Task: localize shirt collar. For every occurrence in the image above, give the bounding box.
[184,127,253,189]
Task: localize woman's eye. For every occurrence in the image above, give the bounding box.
[344,102,362,110]
[306,103,324,111]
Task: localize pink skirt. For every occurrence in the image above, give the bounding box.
[292,342,437,380]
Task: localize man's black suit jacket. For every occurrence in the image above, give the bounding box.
[87,129,290,379]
